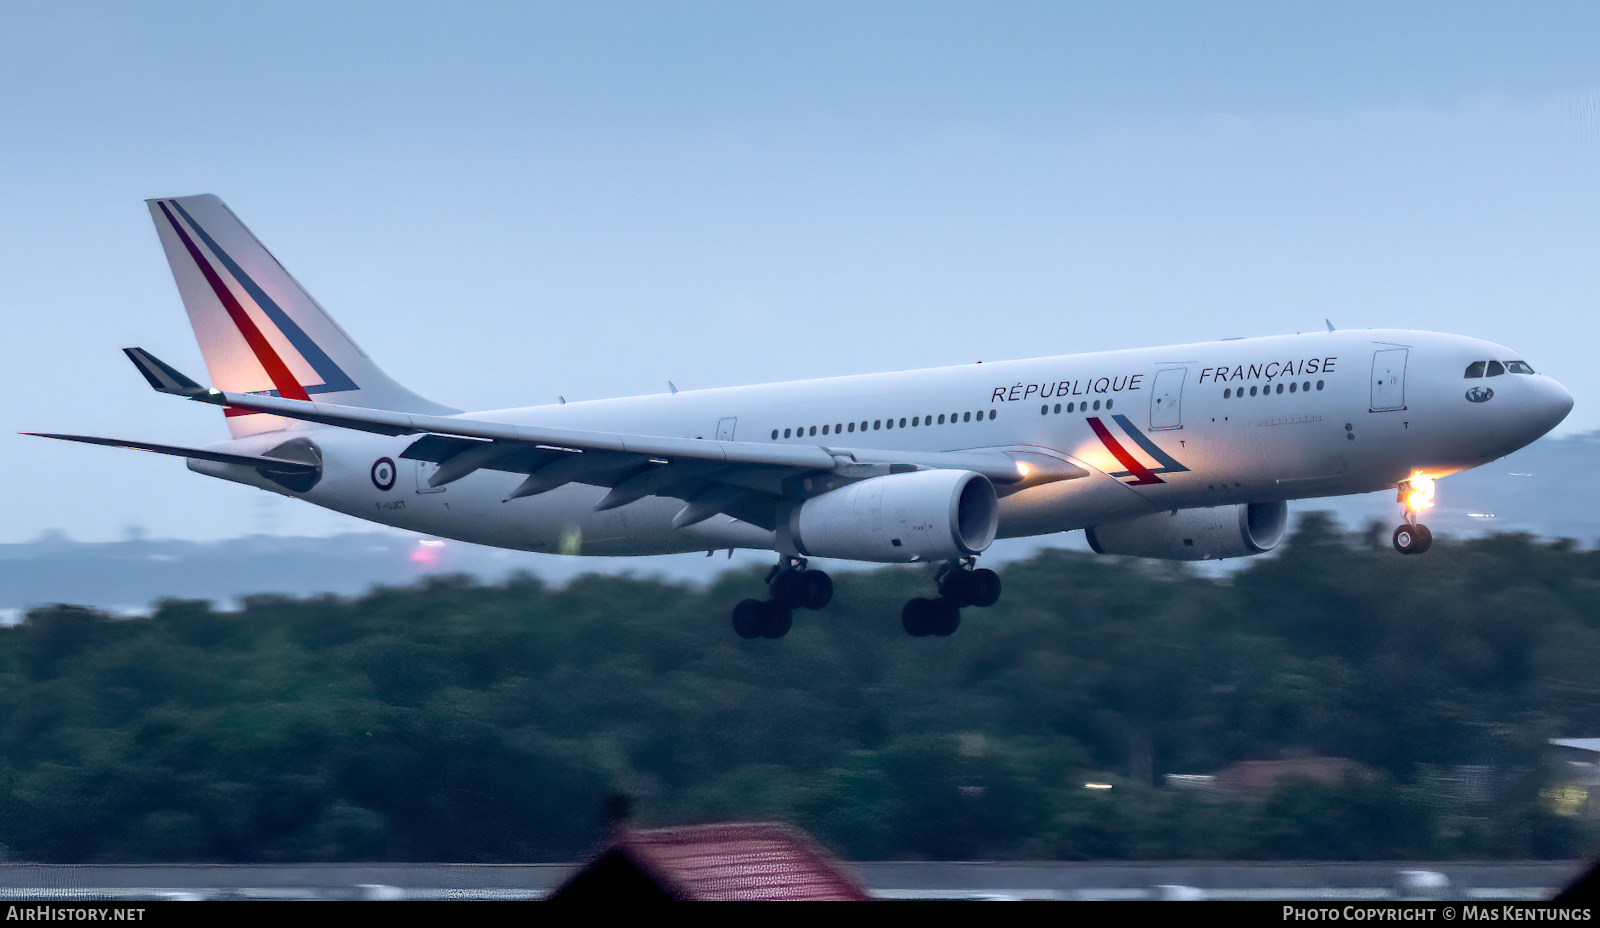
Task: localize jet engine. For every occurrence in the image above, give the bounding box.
[1085,501,1288,561]
[789,469,999,563]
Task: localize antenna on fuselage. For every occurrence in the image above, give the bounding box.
[668,381,678,395]
[1325,319,1337,332]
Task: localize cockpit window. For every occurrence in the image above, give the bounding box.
[1464,361,1486,378]
[1485,361,1506,377]
[1506,360,1535,374]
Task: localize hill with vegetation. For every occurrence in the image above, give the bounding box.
[2,514,1597,862]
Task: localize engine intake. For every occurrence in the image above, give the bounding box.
[790,469,998,563]
[1085,501,1288,561]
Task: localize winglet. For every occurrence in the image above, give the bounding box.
[123,348,208,397]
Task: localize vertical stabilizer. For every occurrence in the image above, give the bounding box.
[147,194,456,437]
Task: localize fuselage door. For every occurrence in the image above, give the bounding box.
[716,417,737,442]
[1149,368,1186,430]
[1371,349,1408,411]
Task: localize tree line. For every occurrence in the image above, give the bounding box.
[1,513,1597,862]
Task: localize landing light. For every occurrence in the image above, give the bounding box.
[1405,472,1436,514]
[1016,462,1031,477]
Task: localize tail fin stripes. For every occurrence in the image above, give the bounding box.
[163,199,357,395]
[153,200,312,403]
[147,194,456,438]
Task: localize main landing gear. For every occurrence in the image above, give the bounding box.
[901,558,1002,638]
[1392,473,1435,556]
[731,558,832,639]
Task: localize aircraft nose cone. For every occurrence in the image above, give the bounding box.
[1530,377,1574,436]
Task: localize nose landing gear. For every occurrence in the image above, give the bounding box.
[731,557,832,639]
[902,559,1002,637]
[1392,473,1435,556]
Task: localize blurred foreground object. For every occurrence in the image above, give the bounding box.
[551,822,872,902]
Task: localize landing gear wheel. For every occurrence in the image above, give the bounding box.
[732,599,767,639]
[902,598,936,637]
[803,570,833,610]
[970,568,1001,608]
[769,569,810,609]
[938,570,982,607]
[761,604,793,639]
[1393,523,1432,555]
[929,598,961,637]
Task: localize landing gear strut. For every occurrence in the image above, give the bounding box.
[902,558,1002,637]
[731,557,832,639]
[1392,473,1435,556]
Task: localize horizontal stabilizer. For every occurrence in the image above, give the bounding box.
[23,433,319,472]
[124,347,207,396]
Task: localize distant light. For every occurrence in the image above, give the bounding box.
[1084,782,1113,790]
[411,538,442,565]
[1467,513,1496,519]
[1509,472,1531,477]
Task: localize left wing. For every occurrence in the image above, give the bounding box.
[123,349,1087,530]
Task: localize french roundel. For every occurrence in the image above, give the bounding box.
[371,457,397,491]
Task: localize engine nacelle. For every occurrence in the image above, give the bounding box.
[790,469,999,563]
[1085,501,1288,561]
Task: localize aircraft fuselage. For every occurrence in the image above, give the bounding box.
[192,328,1573,557]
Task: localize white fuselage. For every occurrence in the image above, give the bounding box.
[192,329,1574,557]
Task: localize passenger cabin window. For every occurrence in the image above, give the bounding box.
[1485,361,1505,377]
[1506,360,1535,374]
[1464,361,1486,378]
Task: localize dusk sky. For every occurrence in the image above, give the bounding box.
[4,1,1598,544]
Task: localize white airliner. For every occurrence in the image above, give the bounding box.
[30,195,1575,639]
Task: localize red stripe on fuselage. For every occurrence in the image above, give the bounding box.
[1085,416,1164,485]
[155,201,311,403]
